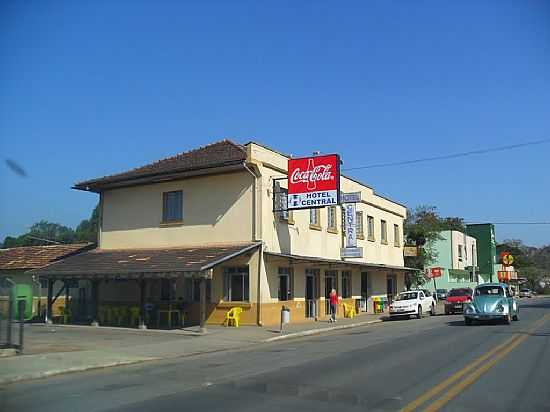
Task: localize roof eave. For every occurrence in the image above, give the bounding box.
[73,162,247,193]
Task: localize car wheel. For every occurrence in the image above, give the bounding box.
[465,318,472,326]
[513,313,519,321]
[430,304,436,316]
[504,314,511,324]
[417,306,422,319]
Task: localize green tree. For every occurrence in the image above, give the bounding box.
[1,203,99,247]
[75,204,99,243]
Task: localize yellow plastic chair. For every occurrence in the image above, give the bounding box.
[342,303,354,319]
[224,307,243,327]
[58,306,71,324]
[129,306,141,327]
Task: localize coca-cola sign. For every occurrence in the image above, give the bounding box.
[287,154,340,210]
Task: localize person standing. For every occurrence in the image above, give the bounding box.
[329,288,338,322]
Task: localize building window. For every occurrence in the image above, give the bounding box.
[458,245,463,262]
[394,224,400,247]
[162,190,183,223]
[278,267,293,301]
[356,212,364,239]
[367,216,375,241]
[327,206,337,232]
[341,271,352,298]
[275,183,293,223]
[223,267,249,302]
[185,278,212,302]
[381,220,388,244]
[310,208,320,229]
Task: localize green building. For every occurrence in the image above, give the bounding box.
[466,223,497,284]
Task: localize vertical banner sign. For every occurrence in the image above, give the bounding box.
[287,154,340,210]
[344,203,357,248]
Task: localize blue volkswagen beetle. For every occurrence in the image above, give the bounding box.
[463,283,519,325]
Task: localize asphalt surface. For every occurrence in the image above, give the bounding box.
[2,297,549,412]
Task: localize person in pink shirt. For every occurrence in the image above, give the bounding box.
[329,289,338,322]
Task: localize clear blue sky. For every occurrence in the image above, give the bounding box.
[1,1,549,246]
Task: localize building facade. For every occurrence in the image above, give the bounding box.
[425,230,479,292]
[466,224,497,284]
[34,140,411,327]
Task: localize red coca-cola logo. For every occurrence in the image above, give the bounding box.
[288,155,339,194]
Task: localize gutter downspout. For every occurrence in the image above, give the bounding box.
[243,162,263,326]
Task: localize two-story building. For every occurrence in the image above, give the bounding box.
[33,140,412,328]
[425,230,479,293]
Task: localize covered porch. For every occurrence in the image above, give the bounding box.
[261,251,414,325]
[30,242,261,332]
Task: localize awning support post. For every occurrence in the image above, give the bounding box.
[65,280,71,322]
[45,279,54,325]
[139,278,147,329]
[91,280,99,326]
[199,275,207,334]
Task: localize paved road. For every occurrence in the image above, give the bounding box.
[2,297,549,412]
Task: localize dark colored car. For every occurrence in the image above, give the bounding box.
[444,288,473,315]
[435,289,448,301]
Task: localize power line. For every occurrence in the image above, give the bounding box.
[342,137,550,171]
[466,222,550,225]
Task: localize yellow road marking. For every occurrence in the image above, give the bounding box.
[401,312,550,412]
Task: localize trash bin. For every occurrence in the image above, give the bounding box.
[11,284,34,321]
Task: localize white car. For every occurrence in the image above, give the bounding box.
[389,290,437,319]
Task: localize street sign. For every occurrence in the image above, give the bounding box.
[497,271,510,282]
[344,203,357,248]
[341,192,361,203]
[341,247,363,258]
[501,252,514,266]
[425,267,442,278]
[287,154,340,210]
[403,246,418,257]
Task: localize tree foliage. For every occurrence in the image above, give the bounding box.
[497,239,549,291]
[404,205,467,288]
[1,204,99,248]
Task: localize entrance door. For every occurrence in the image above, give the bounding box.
[387,274,397,303]
[305,269,319,318]
[325,270,337,315]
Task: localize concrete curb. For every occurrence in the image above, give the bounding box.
[263,319,383,342]
[0,357,160,386]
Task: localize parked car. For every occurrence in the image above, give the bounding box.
[389,290,436,319]
[435,289,448,301]
[519,288,533,298]
[463,283,519,325]
[444,288,473,314]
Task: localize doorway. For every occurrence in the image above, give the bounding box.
[305,269,319,318]
[387,274,397,303]
[324,270,337,315]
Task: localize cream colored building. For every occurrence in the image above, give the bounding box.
[34,140,412,327]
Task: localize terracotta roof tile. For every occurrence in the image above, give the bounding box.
[0,244,93,270]
[74,139,247,192]
[31,243,260,278]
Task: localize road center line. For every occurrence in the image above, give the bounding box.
[401,312,550,412]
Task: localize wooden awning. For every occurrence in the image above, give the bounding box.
[29,243,260,279]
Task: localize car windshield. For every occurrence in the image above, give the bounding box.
[520,289,530,292]
[448,289,472,297]
[437,289,447,293]
[396,292,418,301]
[475,286,504,296]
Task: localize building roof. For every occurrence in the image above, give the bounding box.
[264,251,417,272]
[30,243,260,278]
[0,244,93,271]
[74,140,247,192]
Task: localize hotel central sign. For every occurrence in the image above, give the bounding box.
[287,154,340,210]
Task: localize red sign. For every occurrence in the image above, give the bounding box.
[427,267,442,278]
[287,154,340,210]
[497,271,510,282]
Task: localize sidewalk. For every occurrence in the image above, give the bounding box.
[0,311,384,385]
